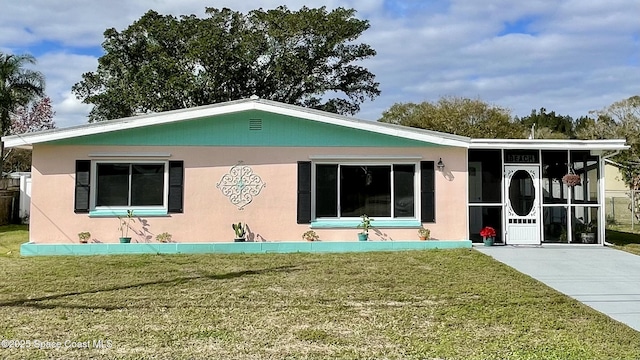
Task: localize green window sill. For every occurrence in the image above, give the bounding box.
[311,219,422,229]
[89,209,169,217]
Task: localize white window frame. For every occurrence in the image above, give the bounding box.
[312,160,420,221]
[91,160,169,212]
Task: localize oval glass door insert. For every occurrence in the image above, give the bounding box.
[509,170,535,216]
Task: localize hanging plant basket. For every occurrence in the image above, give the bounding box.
[562,173,581,187]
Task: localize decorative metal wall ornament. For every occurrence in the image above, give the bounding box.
[216,161,266,210]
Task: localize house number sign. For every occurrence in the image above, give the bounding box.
[216,162,266,210]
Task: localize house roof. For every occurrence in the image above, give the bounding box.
[2,97,471,150]
[2,97,629,152]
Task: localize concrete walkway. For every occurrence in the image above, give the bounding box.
[475,245,640,332]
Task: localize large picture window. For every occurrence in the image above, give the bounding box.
[95,162,166,207]
[315,163,416,218]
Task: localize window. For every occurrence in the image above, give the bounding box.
[315,163,416,218]
[75,160,184,215]
[468,150,502,203]
[96,163,165,207]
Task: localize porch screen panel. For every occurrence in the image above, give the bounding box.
[542,150,569,204]
[468,150,501,203]
[570,151,599,204]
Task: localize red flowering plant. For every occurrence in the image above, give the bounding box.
[480,226,496,238]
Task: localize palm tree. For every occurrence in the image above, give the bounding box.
[0,52,45,172]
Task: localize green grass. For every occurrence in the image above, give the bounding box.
[606,228,640,256]
[1,226,639,359]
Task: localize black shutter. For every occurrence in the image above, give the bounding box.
[74,160,91,213]
[297,161,312,224]
[168,161,184,213]
[421,161,435,222]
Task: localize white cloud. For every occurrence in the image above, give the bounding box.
[0,0,638,127]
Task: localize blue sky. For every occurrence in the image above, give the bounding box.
[1,0,639,128]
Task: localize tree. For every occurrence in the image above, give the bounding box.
[517,108,575,139]
[0,52,45,172]
[3,97,56,173]
[580,96,640,185]
[72,6,380,122]
[9,96,55,134]
[378,96,525,138]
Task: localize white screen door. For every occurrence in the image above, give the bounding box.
[504,165,540,245]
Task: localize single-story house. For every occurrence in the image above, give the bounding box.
[2,97,627,253]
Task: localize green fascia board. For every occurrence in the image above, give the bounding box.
[20,240,472,256]
[49,110,439,148]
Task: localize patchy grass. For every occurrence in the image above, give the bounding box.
[0,226,639,359]
[606,229,640,256]
[0,224,28,258]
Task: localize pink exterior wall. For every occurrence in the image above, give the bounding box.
[29,144,468,243]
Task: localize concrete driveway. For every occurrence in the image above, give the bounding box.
[475,245,640,332]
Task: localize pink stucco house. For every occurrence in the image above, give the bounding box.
[2,97,627,254]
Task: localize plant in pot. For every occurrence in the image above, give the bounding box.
[562,173,581,187]
[417,226,430,240]
[357,214,373,241]
[156,232,172,243]
[118,210,135,243]
[78,231,91,244]
[480,226,496,246]
[302,230,319,242]
[577,221,596,244]
[232,222,246,242]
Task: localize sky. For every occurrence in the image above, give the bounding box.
[1,0,639,128]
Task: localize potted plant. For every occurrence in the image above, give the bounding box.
[357,214,373,241]
[232,222,246,242]
[78,231,91,244]
[480,226,496,246]
[562,173,581,187]
[578,221,596,244]
[156,232,172,243]
[302,230,319,242]
[118,210,135,243]
[417,226,430,240]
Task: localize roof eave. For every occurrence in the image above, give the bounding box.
[470,138,629,151]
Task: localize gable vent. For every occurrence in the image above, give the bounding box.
[249,119,263,131]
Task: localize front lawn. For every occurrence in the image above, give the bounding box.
[1,226,639,359]
[606,229,640,256]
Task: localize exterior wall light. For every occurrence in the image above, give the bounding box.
[437,158,445,171]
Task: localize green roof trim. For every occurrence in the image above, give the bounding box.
[50,110,440,147]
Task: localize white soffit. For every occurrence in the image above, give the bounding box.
[470,138,629,151]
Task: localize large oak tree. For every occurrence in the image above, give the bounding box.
[73,6,380,122]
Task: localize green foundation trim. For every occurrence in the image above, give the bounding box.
[20,240,472,256]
